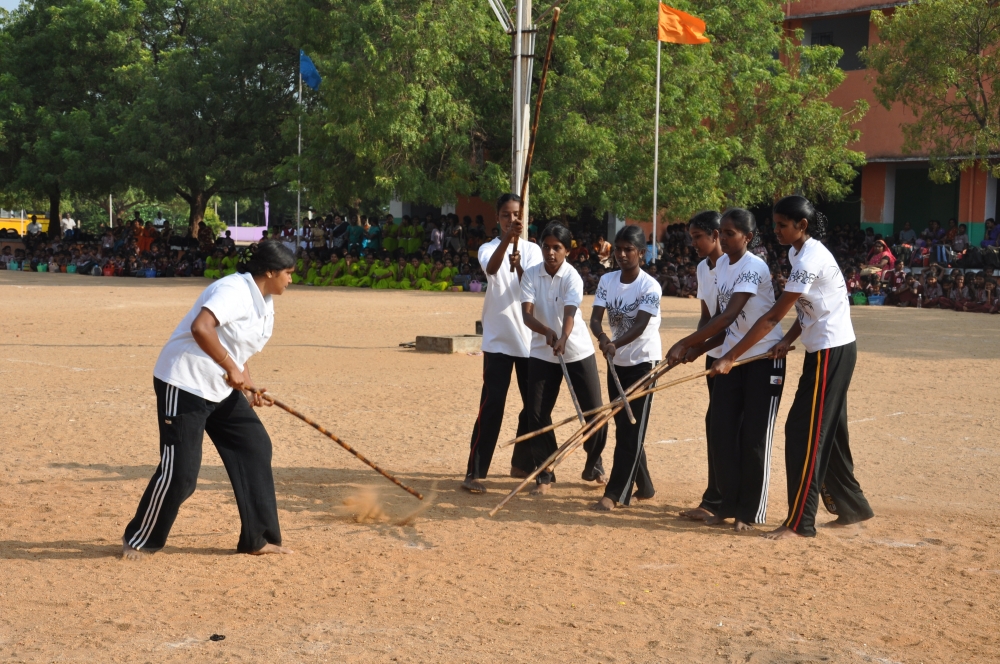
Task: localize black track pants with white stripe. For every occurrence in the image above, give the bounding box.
[524,354,607,484]
[123,378,282,553]
[704,357,785,524]
[603,362,656,506]
[465,352,535,480]
[782,342,873,537]
[698,355,722,512]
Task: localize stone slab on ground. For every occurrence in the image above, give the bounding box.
[415,334,483,353]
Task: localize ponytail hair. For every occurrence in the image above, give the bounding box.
[237,241,296,276]
[615,225,647,260]
[688,210,721,235]
[496,192,522,212]
[721,207,761,248]
[773,195,828,240]
[539,222,572,248]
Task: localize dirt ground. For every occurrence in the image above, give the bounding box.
[0,270,998,663]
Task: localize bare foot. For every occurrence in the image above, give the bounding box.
[121,537,147,560]
[250,543,294,555]
[703,514,724,526]
[530,482,551,496]
[762,526,805,540]
[592,496,616,512]
[733,520,755,532]
[632,490,655,502]
[461,478,487,494]
[824,514,874,528]
[510,466,530,479]
[679,507,714,521]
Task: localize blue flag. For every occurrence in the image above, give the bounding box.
[300,50,321,91]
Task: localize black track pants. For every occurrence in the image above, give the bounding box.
[703,356,785,523]
[123,378,282,553]
[603,362,656,506]
[466,352,534,480]
[782,342,874,536]
[524,355,607,484]
[699,355,721,511]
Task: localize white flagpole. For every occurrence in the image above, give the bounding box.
[652,39,662,262]
[297,70,302,248]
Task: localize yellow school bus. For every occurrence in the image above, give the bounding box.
[0,214,50,236]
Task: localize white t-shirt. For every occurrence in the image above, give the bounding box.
[785,238,856,353]
[593,270,662,367]
[478,238,543,357]
[60,217,75,232]
[715,251,784,361]
[26,222,41,234]
[153,272,275,402]
[695,257,722,359]
[520,260,594,364]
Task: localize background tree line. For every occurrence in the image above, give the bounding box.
[13,0,972,236]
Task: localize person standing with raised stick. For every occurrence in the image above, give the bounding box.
[520,223,608,495]
[589,225,663,511]
[462,194,543,493]
[122,241,296,559]
[710,196,875,539]
[667,209,786,532]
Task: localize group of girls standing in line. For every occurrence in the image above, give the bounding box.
[464,191,875,536]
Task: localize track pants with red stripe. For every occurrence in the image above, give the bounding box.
[782,342,874,536]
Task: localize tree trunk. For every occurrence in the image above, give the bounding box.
[47,184,60,239]
[184,190,209,238]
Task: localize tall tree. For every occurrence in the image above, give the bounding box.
[865,0,1000,181]
[293,0,865,219]
[0,0,142,235]
[121,0,297,233]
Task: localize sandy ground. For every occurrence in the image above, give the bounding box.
[0,270,998,663]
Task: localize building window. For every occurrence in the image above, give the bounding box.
[803,13,870,71]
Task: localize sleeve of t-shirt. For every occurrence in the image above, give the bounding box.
[201,278,249,326]
[785,253,819,295]
[696,264,709,301]
[521,243,543,271]
[478,242,497,272]
[520,266,537,304]
[593,275,610,308]
[564,270,584,308]
[731,259,769,296]
[638,276,661,316]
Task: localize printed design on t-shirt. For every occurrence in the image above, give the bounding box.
[605,293,658,340]
[794,297,814,324]
[788,269,818,286]
[596,284,608,302]
[734,270,763,287]
[717,282,747,334]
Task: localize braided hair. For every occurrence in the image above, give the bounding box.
[773,195,828,240]
[721,208,761,248]
[236,240,296,276]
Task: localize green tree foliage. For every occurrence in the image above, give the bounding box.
[119,0,298,232]
[0,0,142,234]
[295,0,864,219]
[865,0,1000,182]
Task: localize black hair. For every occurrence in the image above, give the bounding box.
[614,225,646,257]
[773,195,828,239]
[496,192,522,212]
[539,222,572,248]
[688,210,721,235]
[720,207,761,248]
[236,241,296,276]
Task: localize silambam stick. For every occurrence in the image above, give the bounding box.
[244,386,424,500]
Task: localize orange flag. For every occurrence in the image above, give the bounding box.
[658,3,710,44]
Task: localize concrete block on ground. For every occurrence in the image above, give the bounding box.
[415,335,483,354]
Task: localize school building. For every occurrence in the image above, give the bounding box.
[786,0,996,245]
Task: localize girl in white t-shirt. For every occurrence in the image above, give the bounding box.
[520,224,607,494]
[710,196,874,540]
[667,209,785,531]
[674,211,725,522]
[590,225,662,511]
[122,242,297,559]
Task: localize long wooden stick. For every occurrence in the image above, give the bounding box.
[559,353,586,425]
[511,7,561,271]
[607,358,636,424]
[246,386,424,500]
[488,349,795,516]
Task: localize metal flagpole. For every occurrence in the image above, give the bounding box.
[297,71,302,249]
[652,40,661,260]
